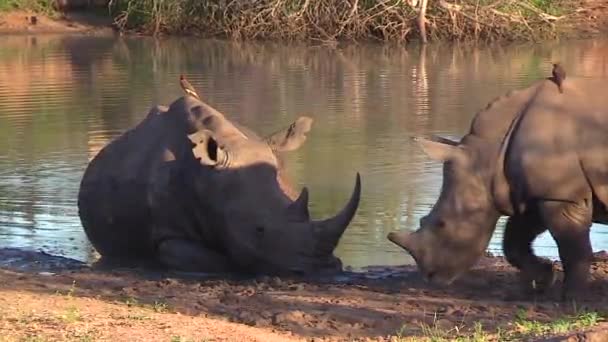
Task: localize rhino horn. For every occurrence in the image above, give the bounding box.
[314,173,361,254]
[387,230,421,261]
[287,187,310,221]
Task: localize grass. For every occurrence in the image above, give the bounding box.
[0,0,586,41]
[530,0,569,15]
[0,0,56,15]
[513,309,601,337]
[54,280,77,298]
[124,296,139,307]
[392,310,604,341]
[122,296,171,313]
[107,0,573,42]
[60,305,82,323]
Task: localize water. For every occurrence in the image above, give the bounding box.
[1,35,607,269]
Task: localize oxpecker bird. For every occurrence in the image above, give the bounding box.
[180,74,200,99]
[552,63,566,94]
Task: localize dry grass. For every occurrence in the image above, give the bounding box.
[108,0,575,43]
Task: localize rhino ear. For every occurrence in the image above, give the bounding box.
[265,116,313,152]
[286,187,310,221]
[414,136,464,162]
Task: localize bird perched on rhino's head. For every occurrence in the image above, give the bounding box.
[552,62,566,94]
[180,74,200,99]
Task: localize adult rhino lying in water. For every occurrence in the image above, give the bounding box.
[78,83,361,275]
[389,76,608,299]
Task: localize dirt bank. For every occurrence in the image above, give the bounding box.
[561,0,608,37]
[1,251,608,341]
[0,10,113,34]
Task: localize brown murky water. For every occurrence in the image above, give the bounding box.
[0,35,607,268]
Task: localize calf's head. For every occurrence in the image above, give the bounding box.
[174,96,361,275]
[388,136,500,285]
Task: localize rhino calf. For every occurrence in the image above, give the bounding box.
[78,88,361,275]
[388,77,608,300]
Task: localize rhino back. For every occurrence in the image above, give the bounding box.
[451,80,546,214]
[468,80,545,141]
[504,78,608,207]
[78,113,186,258]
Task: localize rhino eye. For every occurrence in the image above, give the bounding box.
[255,226,265,235]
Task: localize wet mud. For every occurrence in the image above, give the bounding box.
[1,248,608,340]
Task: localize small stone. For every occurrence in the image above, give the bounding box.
[451,309,464,316]
[435,318,454,330]
[256,275,271,283]
[272,310,306,326]
[272,312,288,325]
[237,311,257,326]
[288,284,305,291]
[436,306,449,314]
[158,278,179,288]
[270,276,282,287]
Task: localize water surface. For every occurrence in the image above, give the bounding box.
[1,35,607,268]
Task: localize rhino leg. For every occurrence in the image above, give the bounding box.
[541,200,593,301]
[157,239,232,273]
[503,214,556,294]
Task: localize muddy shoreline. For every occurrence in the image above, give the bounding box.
[0,10,114,35]
[1,247,608,341]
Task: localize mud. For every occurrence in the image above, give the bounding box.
[1,248,608,340]
[0,10,113,34]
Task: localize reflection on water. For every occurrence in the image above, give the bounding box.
[1,35,607,268]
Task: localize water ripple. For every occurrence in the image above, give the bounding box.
[0,35,607,267]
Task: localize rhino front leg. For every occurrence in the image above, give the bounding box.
[503,213,556,294]
[157,239,232,273]
[541,199,593,301]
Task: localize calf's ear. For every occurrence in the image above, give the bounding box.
[265,116,313,152]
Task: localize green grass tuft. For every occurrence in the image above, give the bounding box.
[392,310,604,341]
[0,0,56,15]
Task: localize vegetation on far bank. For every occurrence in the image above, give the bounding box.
[0,0,594,43]
[0,0,56,15]
[108,0,575,42]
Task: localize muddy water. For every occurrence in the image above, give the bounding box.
[0,35,607,269]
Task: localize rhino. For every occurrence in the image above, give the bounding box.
[388,76,608,299]
[78,88,361,275]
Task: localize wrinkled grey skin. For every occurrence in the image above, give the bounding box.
[388,77,608,299]
[78,95,361,275]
